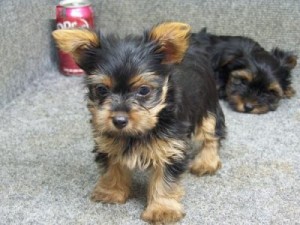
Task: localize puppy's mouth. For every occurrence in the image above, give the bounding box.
[250,102,279,114]
[103,120,144,137]
[99,108,158,137]
[107,115,139,136]
[228,95,279,114]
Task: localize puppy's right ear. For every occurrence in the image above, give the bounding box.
[271,48,297,70]
[212,50,239,69]
[52,29,100,64]
[149,22,191,64]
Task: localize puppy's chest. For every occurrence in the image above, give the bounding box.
[95,135,186,170]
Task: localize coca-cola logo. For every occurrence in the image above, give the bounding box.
[56,19,89,29]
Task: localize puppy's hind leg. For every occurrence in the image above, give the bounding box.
[190,106,225,176]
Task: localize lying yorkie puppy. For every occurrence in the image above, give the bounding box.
[52,22,225,223]
[192,29,297,114]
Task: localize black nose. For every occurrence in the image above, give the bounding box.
[112,116,128,129]
[244,103,254,112]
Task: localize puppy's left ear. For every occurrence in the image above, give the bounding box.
[149,22,191,64]
[52,29,100,64]
[271,48,297,70]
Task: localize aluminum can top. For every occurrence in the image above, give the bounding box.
[59,0,91,8]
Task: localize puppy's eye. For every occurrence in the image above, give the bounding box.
[137,86,151,96]
[96,85,109,97]
[269,89,280,96]
[232,77,248,85]
[232,77,242,85]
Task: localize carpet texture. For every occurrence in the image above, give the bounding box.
[0,0,56,108]
[1,68,299,224]
[1,0,300,224]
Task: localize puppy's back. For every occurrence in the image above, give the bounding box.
[171,41,221,132]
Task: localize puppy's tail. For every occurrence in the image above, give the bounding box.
[190,27,214,47]
[199,27,208,34]
[193,27,209,38]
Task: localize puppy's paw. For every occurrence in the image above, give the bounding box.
[91,188,129,204]
[141,203,185,224]
[283,86,296,98]
[190,157,222,176]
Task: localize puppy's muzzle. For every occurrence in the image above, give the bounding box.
[112,114,128,129]
[244,102,254,112]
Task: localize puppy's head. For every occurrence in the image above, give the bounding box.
[52,22,191,136]
[214,42,297,114]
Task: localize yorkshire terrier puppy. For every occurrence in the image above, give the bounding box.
[192,29,297,114]
[52,22,225,223]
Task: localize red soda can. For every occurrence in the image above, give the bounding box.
[55,0,94,76]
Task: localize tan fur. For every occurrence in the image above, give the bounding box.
[227,95,271,114]
[190,114,222,176]
[283,85,296,98]
[231,69,253,82]
[88,98,112,135]
[129,72,162,90]
[287,55,298,69]
[88,76,169,136]
[89,98,166,136]
[62,22,222,223]
[268,82,283,97]
[52,29,100,62]
[128,105,165,135]
[91,162,131,204]
[94,135,186,170]
[227,95,245,112]
[91,102,187,222]
[251,105,271,114]
[141,166,185,223]
[150,22,191,64]
[226,78,247,112]
[89,83,185,171]
[86,74,113,88]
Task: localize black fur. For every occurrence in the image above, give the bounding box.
[79,26,225,182]
[191,29,297,114]
[93,148,109,169]
[52,24,229,223]
[164,152,189,183]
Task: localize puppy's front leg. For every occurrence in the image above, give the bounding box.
[91,161,131,204]
[141,165,185,223]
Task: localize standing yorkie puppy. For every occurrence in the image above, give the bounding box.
[52,22,225,223]
[192,29,297,114]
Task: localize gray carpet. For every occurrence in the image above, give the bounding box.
[1,66,299,224]
[1,0,300,224]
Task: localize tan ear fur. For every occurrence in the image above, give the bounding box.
[268,82,283,97]
[150,22,191,64]
[286,55,297,69]
[52,29,100,62]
